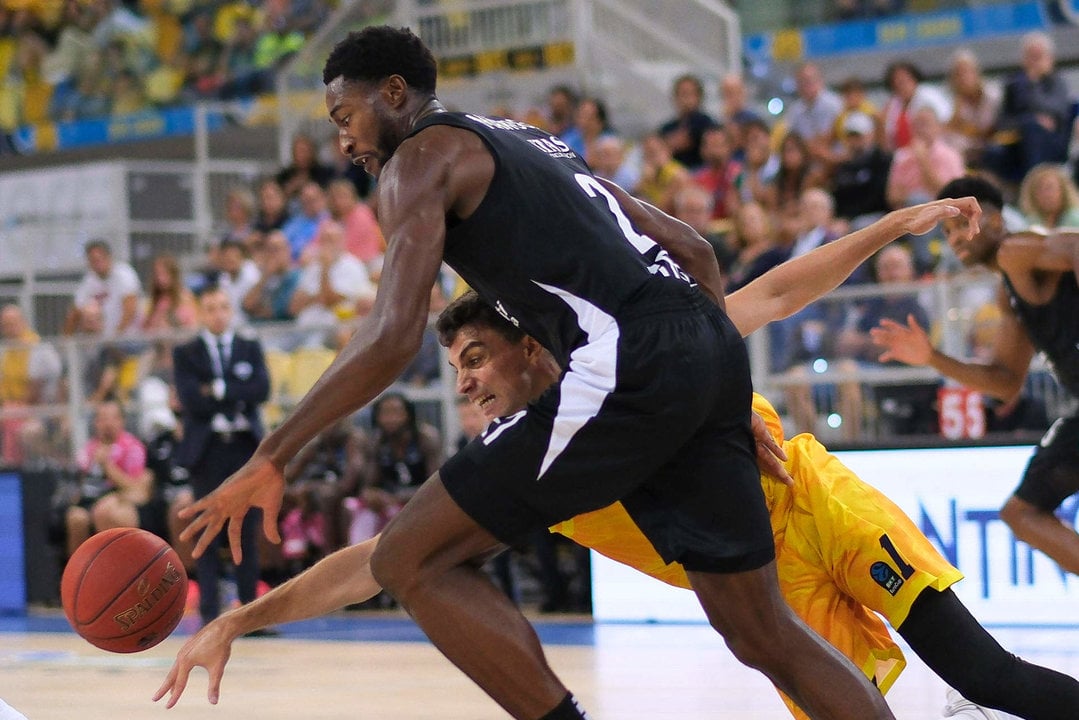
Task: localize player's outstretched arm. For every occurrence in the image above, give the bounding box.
[724,198,980,337]
[153,537,383,708]
[999,228,1079,276]
[594,177,727,308]
[179,134,455,562]
[869,286,1036,401]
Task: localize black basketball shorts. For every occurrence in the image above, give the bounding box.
[440,298,775,574]
[1014,415,1079,512]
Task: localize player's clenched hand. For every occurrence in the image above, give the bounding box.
[152,619,236,708]
[178,452,285,564]
[869,314,932,366]
[751,411,791,486]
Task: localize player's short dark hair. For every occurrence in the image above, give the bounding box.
[218,238,248,256]
[885,60,924,88]
[673,74,704,98]
[322,26,437,94]
[938,175,1004,212]
[435,291,526,347]
[195,283,226,301]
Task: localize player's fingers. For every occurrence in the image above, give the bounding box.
[228,518,245,565]
[152,665,179,702]
[876,318,901,331]
[878,349,894,363]
[262,507,282,545]
[165,666,191,709]
[190,518,224,560]
[176,497,208,521]
[206,663,225,705]
[907,313,923,332]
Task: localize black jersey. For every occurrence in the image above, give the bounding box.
[1002,271,1079,398]
[405,112,700,366]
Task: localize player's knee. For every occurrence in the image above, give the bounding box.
[368,534,420,598]
[707,607,794,673]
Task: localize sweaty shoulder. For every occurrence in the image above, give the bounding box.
[392,123,494,220]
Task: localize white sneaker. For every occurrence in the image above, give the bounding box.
[941,687,1020,720]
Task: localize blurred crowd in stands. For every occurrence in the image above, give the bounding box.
[0,0,373,130]
[2,12,1077,613]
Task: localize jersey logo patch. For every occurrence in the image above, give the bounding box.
[870,561,904,595]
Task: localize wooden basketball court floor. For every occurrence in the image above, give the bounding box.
[2,610,1077,719]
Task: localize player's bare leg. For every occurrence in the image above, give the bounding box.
[370,474,581,720]
[688,562,895,720]
[1000,495,1079,575]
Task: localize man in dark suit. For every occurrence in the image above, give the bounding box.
[173,285,270,624]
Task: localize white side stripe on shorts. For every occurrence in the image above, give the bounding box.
[533,282,619,479]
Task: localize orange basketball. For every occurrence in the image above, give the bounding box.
[61,527,188,653]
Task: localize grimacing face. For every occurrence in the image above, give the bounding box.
[326,76,400,178]
[449,324,542,421]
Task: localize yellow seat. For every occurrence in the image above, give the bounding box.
[289,347,337,399]
[116,355,143,401]
[22,77,52,125]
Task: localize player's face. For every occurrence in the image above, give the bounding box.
[942,210,1001,267]
[325,76,396,178]
[449,324,537,421]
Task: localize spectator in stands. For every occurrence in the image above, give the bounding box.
[213,239,260,328]
[657,73,717,169]
[64,239,143,338]
[833,76,883,154]
[831,111,893,228]
[344,392,443,548]
[219,186,258,249]
[774,132,825,210]
[1017,162,1079,229]
[943,48,1001,164]
[322,178,384,269]
[141,254,198,333]
[838,244,939,436]
[544,84,578,138]
[63,400,150,559]
[990,31,1072,182]
[44,0,100,116]
[564,96,615,161]
[109,67,147,116]
[242,230,300,333]
[282,180,331,262]
[0,304,62,464]
[882,60,949,153]
[735,117,779,209]
[724,201,786,292]
[280,417,367,573]
[217,16,268,99]
[886,99,965,210]
[289,220,375,349]
[691,125,742,221]
[633,132,690,213]
[786,62,842,165]
[718,72,762,161]
[276,132,337,202]
[253,177,292,235]
[586,135,639,193]
[71,300,125,405]
[673,185,736,274]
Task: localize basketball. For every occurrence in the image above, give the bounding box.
[61,527,187,653]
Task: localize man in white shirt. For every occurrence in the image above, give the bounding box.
[289,220,376,348]
[63,240,142,338]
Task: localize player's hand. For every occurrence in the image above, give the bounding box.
[751,411,791,486]
[897,196,981,240]
[152,619,236,708]
[178,452,284,563]
[869,314,932,365]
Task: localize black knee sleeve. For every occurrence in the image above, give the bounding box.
[898,588,1079,719]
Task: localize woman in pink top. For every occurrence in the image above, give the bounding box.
[64,401,150,558]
